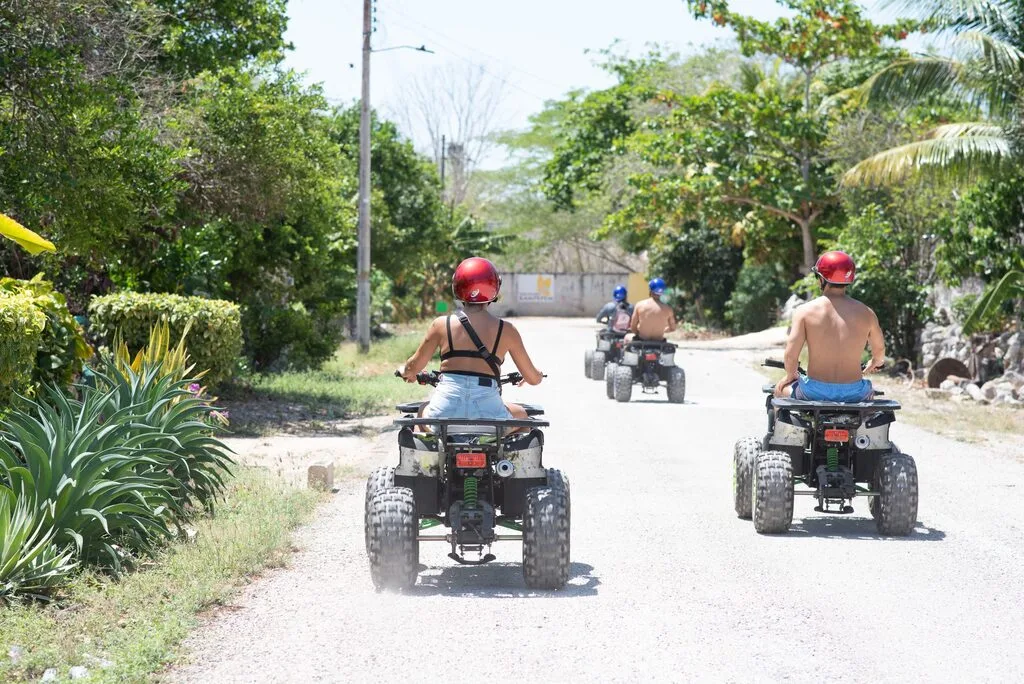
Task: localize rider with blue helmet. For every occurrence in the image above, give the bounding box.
[596,284,633,333]
[629,277,677,341]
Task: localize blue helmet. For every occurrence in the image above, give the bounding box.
[649,277,666,295]
[612,285,627,301]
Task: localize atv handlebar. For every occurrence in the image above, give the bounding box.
[763,358,887,374]
[394,370,546,386]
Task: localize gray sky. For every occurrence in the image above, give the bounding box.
[283,0,926,165]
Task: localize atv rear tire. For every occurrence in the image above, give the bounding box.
[613,364,633,403]
[367,486,418,590]
[733,437,759,520]
[523,474,570,590]
[666,366,686,403]
[584,349,594,379]
[605,363,617,399]
[874,452,918,536]
[752,450,794,534]
[364,466,395,552]
[590,351,607,381]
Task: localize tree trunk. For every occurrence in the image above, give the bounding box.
[798,219,816,274]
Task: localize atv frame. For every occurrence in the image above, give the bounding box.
[584,329,627,381]
[605,340,686,403]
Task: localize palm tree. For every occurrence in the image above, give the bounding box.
[0,213,55,255]
[841,0,1023,187]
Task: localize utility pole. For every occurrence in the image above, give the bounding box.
[356,0,372,353]
[439,134,446,197]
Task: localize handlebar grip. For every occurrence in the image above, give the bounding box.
[763,359,785,369]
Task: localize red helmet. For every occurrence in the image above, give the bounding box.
[813,250,856,285]
[452,257,501,303]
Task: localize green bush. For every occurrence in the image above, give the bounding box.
[951,292,1013,333]
[0,293,46,406]
[725,262,791,334]
[0,276,91,391]
[89,292,243,386]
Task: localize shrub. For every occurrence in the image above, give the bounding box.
[243,300,339,372]
[0,276,92,391]
[725,262,791,334]
[654,221,743,327]
[88,292,243,386]
[0,487,76,602]
[0,293,46,407]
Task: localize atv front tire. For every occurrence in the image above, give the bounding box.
[752,450,794,534]
[584,349,594,379]
[613,364,633,403]
[523,473,570,590]
[590,351,607,381]
[367,486,419,590]
[733,438,759,520]
[364,466,395,552]
[874,452,918,536]
[666,366,686,403]
[605,363,617,399]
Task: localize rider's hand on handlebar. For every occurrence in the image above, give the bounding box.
[863,358,886,374]
[396,365,416,383]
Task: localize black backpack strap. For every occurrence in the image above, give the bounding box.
[455,310,502,379]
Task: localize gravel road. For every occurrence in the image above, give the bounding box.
[174,317,1024,683]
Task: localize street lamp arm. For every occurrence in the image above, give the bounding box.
[372,44,434,54]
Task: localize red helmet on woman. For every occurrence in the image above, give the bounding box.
[813,250,856,285]
[452,257,501,303]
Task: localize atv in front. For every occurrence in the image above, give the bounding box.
[733,359,918,536]
[607,340,685,403]
[365,371,569,591]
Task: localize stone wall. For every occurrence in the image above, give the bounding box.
[920,323,1023,375]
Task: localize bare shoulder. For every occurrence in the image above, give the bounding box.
[501,319,525,344]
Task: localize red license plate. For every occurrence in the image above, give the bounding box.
[824,429,849,442]
[644,353,659,360]
[455,452,487,469]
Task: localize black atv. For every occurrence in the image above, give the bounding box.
[364,371,570,591]
[733,359,918,536]
[584,330,627,381]
[605,340,686,403]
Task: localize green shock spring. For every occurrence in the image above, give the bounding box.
[463,476,478,509]
[826,447,839,472]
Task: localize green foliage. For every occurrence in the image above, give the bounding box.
[0,293,46,407]
[652,221,742,325]
[725,262,792,333]
[0,276,91,392]
[0,486,76,602]
[88,292,243,386]
[951,293,1012,332]
[963,271,1023,334]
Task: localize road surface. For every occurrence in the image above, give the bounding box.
[175,317,1024,683]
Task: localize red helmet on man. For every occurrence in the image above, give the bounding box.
[813,250,856,285]
[452,257,501,303]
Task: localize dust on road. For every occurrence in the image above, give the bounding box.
[174,317,1024,683]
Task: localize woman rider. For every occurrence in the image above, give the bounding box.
[398,257,544,420]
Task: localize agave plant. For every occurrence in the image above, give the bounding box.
[0,485,76,601]
[0,385,181,569]
[93,359,235,514]
[111,318,199,385]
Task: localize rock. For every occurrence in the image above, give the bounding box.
[1000,370,1024,390]
[8,646,22,665]
[69,666,89,679]
[946,374,971,385]
[980,380,1005,400]
[965,383,985,401]
[779,294,805,322]
[307,460,335,491]
[83,653,114,669]
[41,669,58,682]
[939,379,957,391]
[926,388,952,400]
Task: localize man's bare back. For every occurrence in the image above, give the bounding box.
[630,297,677,341]
[775,292,885,396]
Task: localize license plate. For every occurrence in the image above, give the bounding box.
[644,353,659,360]
[824,429,849,442]
[455,452,486,469]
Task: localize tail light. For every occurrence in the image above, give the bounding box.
[823,429,849,443]
[644,353,659,361]
[455,452,487,469]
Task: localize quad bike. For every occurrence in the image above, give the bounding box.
[605,340,686,403]
[364,371,569,591]
[733,359,918,536]
[584,330,627,380]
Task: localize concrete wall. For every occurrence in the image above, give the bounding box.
[490,272,643,317]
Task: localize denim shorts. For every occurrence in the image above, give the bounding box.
[792,375,874,402]
[421,374,512,420]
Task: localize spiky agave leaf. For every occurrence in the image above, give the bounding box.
[0,486,76,601]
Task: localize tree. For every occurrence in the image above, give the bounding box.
[682,0,918,269]
[393,63,507,206]
[841,0,1021,186]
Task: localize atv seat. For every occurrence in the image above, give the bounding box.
[771,397,901,411]
[395,401,545,417]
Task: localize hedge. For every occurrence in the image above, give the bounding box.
[0,276,92,391]
[88,293,243,386]
[0,292,46,406]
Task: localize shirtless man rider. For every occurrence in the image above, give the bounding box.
[774,251,886,401]
[629,277,677,341]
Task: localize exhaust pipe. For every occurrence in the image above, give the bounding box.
[854,434,870,449]
[495,460,515,478]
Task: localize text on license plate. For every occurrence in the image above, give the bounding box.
[456,452,487,468]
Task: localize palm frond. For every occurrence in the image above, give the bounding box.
[841,132,1011,187]
[928,122,1006,138]
[854,57,967,108]
[886,0,1022,41]
[963,270,1024,334]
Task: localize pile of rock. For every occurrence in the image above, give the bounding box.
[920,322,1023,374]
[932,370,1024,407]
